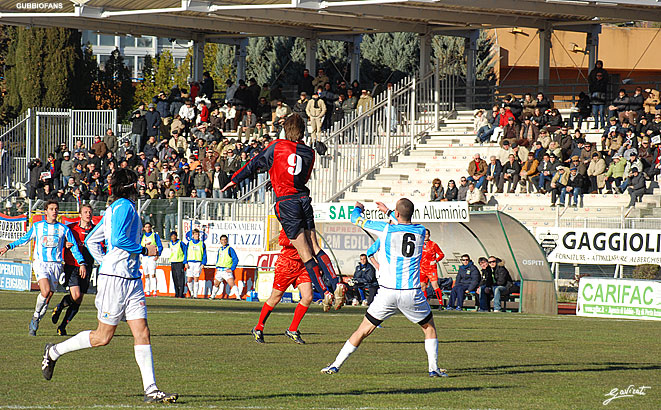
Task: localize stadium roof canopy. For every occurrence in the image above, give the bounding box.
[0,0,660,41]
[0,0,659,85]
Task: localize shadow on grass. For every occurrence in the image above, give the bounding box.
[460,362,661,376]
[179,385,512,403]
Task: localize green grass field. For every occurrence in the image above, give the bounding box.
[0,291,659,410]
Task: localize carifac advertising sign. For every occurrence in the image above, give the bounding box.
[537,228,661,265]
[577,277,661,321]
[313,202,470,223]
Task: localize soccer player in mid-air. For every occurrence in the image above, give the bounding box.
[51,204,96,336]
[0,200,87,336]
[321,199,447,378]
[252,229,314,344]
[222,114,345,312]
[141,222,163,296]
[40,168,177,403]
[421,229,445,307]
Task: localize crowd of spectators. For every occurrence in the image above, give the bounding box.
[430,61,661,208]
[12,69,390,232]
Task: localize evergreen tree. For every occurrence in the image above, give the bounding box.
[1,26,97,120]
[91,48,134,118]
[173,49,192,91]
[213,43,235,90]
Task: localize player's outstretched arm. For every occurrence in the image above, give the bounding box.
[3,224,36,253]
[351,205,388,235]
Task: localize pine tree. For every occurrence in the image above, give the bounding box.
[91,48,134,118]
[173,49,192,91]
[1,26,98,121]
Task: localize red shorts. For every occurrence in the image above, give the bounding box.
[420,269,438,283]
[272,256,311,292]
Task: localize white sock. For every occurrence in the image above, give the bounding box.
[34,294,49,320]
[193,281,199,298]
[144,276,150,294]
[230,286,239,298]
[134,344,157,393]
[424,338,439,372]
[211,286,219,299]
[50,330,92,360]
[151,277,157,294]
[331,340,358,369]
[187,282,194,297]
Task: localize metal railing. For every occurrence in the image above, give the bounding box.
[307,68,453,202]
[0,108,117,187]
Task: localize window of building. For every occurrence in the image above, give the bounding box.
[125,56,136,79]
[120,36,136,48]
[97,55,111,71]
[99,34,115,47]
[137,56,146,79]
[136,37,153,48]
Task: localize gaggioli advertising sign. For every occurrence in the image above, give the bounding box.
[537,228,661,265]
[313,202,469,223]
[577,277,661,321]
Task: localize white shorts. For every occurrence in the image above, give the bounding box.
[141,256,157,276]
[214,268,234,282]
[33,261,64,290]
[187,262,203,278]
[95,274,147,326]
[366,288,432,325]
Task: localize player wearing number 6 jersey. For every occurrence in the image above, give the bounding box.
[0,200,87,336]
[321,199,447,378]
[222,114,345,312]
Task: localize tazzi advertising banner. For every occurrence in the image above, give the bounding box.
[182,220,265,266]
[537,228,661,265]
[577,277,661,321]
[313,202,470,223]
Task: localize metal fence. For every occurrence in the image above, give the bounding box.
[0,108,117,186]
[308,68,452,202]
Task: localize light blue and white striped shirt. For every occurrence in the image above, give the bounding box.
[86,198,143,279]
[8,220,85,264]
[352,207,425,290]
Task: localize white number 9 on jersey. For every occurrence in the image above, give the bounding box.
[287,153,303,176]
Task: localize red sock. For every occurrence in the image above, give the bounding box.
[288,303,309,331]
[434,287,444,306]
[255,302,274,331]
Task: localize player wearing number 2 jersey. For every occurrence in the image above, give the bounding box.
[223,114,346,312]
[321,199,447,378]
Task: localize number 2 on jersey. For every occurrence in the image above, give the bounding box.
[287,153,303,176]
[401,233,416,257]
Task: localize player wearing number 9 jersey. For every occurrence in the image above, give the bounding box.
[225,114,346,312]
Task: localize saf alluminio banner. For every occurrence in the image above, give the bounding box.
[0,261,31,291]
[182,220,265,266]
[577,277,661,321]
[537,228,661,265]
[313,202,470,223]
[0,213,27,241]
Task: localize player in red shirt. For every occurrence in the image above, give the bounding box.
[421,229,445,306]
[222,114,345,312]
[51,204,96,335]
[252,229,313,344]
